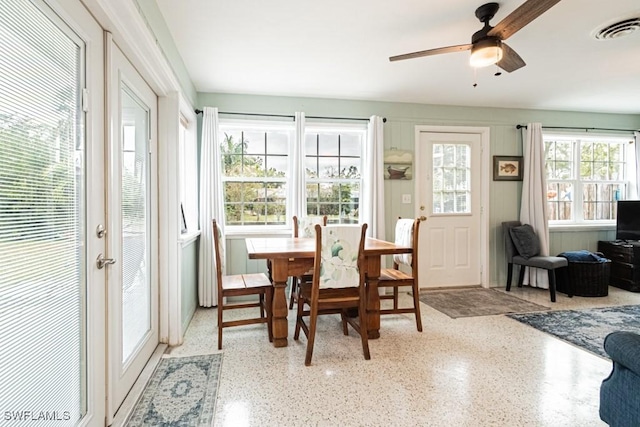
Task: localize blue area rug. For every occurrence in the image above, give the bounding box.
[126,353,222,426]
[508,305,640,358]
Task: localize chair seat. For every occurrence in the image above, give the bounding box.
[379,268,413,282]
[513,255,568,270]
[243,273,273,288]
[221,273,272,291]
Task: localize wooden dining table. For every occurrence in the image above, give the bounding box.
[245,236,412,347]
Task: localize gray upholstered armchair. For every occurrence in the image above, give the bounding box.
[502,221,568,302]
[600,331,640,426]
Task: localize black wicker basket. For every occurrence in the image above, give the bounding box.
[557,254,611,297]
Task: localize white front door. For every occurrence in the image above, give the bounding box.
[106,40,159,419]
[416,131,485,288]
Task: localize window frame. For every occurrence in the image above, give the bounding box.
[304,122,367,224]
[545,132,632,228]
[178,113,199,235]
[219,118,295,234]
[218,118,368,233]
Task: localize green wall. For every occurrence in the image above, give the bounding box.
[135,0,197,105]
[181,239,198,333]
[199,92,640,287]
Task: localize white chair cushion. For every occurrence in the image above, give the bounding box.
[318,225,362,289]
[392,219,414,266]
[296,216,325,238]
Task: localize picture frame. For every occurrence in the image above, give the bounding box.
[383,149,413,180]
[493,156,523,181]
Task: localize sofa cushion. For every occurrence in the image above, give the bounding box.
[509,224,540,259]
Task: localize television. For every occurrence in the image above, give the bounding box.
[616,200,640,241]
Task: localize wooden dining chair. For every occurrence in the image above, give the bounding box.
[212,219,273,349]
[288,215,327,309]
[378,217,422,331]
[293,223,370,366]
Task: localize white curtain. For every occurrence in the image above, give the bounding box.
[291,112,306,218]
[634,131,640,199]
[520,122,549,288]
[362,115,385,239]
[198,107,225,307]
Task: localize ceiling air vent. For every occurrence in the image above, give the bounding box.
[595,17,640,40]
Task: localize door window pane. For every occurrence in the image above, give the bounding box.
[0,0,86,420]
[432,144,471,214]
[121,87,150,363]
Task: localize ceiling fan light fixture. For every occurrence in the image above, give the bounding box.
[470,38,503,68]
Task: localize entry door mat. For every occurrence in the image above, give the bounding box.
[508,305,640,359]
[419,288,549,319]
[126,353,222,426]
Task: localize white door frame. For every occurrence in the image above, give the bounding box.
[414,125,491,288]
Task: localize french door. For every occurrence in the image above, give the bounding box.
[106,39,159,420]
[0,0,105,424]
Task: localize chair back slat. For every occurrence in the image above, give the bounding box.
[316,224,367,289]
[212,219,226,287]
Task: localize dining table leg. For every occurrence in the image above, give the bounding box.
[366,255,381,339]
[271,258,289,347]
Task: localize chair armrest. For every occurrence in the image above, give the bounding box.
[604,331,640,374]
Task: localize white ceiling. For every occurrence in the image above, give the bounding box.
[156,0,640,114]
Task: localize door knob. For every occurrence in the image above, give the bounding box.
[419,216,427,221]
[97,254,116,269]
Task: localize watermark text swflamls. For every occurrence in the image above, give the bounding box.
[3,411,71,422]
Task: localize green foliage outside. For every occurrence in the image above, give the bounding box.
[0,113,77,241]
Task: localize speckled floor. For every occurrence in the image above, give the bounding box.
[168,286,640,427]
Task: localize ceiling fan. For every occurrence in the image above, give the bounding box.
[389,0,562,72]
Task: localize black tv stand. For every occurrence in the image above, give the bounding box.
[598,240,640,292]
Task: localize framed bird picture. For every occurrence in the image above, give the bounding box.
[493,156,523,181]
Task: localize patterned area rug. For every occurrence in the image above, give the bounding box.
[508,305,640,358]
[419,288,549,318]
[126,353,222,426]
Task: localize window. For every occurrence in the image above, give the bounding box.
[545,134,631,224]
[219,120,294,227]
[218,119,367,230]
[305,124,365,224]
[432,143,471,214]
[179,114,198,232]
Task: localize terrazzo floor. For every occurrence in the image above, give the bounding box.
[167,286,640,427]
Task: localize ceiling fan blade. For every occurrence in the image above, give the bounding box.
[497,43,526,72]
[389,44,472,62]
[488,0,562,40]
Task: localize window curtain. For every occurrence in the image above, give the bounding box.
[362,115,385,239]
[198,107,225,307]
[520,122,549,288]
[634,131,640,199]
[291,112,306,218]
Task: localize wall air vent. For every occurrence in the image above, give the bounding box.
[595,17,640,40]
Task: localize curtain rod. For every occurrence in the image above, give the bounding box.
[194,109,386,123]
[516,124,638,133]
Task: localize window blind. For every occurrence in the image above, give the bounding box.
[0,0,86,422]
